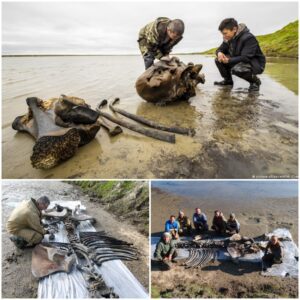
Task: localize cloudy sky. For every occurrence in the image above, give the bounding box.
[2,1,298,55]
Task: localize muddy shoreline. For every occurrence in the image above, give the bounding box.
[2,182,149,298]
[2,55,298,179]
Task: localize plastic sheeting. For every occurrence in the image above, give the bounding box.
[38,201,148,298]
[151,228,299,278]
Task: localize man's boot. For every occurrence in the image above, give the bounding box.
[10,235,28,250]
[214,79,234,86]
[248,76,261,92]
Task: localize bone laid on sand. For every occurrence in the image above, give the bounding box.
[96,100,175,143]
[110,98,194,136]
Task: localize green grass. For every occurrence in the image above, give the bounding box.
[200,20,298,58]
[72,181,149,235]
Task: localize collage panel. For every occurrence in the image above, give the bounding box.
[2,180,149,298]
[2,1,298,180]
[151,180,298,298]
[1,1,299,300]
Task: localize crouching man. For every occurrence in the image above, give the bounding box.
[154,232,177,268]
[262,235,283,271]
[214,18,266,91]
[6,196,50,249]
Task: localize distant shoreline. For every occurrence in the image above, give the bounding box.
[2,54,298,59]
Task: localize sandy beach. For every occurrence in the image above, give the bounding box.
[151,183,298,298]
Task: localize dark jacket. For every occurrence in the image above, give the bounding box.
[216,24,266,74]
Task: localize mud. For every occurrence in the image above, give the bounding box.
[2,55,298,178]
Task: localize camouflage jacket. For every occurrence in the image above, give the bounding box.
[138,17,183,59]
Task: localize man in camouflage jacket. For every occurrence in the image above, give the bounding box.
[138,17,185,69]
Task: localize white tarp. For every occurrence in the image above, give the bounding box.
[261,228,298,278]
[38,201,148,298]
[151,228,298,277]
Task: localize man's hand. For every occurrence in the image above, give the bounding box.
[217,52,226,62]
[161,55,170,61]
[168,255,172,261]
[222,56,229,64]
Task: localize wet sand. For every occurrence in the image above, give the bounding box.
[151,185,298,298]
[2,181,149,298]
[2,55,298,179]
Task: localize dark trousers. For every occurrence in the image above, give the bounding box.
[194,222,208,233]
[215,59,258,83]
[154,249,178,261]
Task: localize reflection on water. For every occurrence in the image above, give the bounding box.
[211,88,259,142]
[264,57,298,95]
[2,55,298,179]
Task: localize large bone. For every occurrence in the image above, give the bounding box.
[12,96,101,169]
[96,100,175,143]
[32,244,76,278]
[109,98,194,136]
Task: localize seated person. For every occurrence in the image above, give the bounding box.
[7,196,50,249]
[165,215,180,239]
[193,208,208,233]
[154,232,177,263]
[177,210,192,236]
[262,235,283,270]
[211,210,227,235]
[226,213,240,235]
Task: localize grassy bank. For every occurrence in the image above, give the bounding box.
[200,20,298,58]
[72,181,149,235]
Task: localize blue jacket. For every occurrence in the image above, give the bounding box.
[193,213,207,225]
[165,220,179,232]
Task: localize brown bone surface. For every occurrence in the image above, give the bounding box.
[31,244,76,278]
[12,95,100,169]
[135,57,205,103]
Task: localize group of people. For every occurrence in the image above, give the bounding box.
[138,17,266,92]
[164,208,240,239]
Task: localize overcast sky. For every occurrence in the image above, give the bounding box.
[2,1,298,55]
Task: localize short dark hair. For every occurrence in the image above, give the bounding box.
[170,215,176,219]
[37,196,50,206]
[168,19,185,35]
[218,18,238,31]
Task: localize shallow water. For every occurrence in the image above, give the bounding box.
[2,55,298,179]
[152,180,298,201]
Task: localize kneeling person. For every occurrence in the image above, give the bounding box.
[154,232,177,263]
[177,210,192,236]
[193,208,208,233]
[7,196,50,249]
[262,235,283,270]
[226,213,240,235]
[212,210,227,235]
[214,18,266,91]
[165,215,180,239]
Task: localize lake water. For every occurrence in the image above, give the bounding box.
[152,180,298,201]
[2,55,298,179]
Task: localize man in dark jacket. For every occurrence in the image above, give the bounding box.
[262,235,283,271]
[138,17,185,69]
[214,18,266,91]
